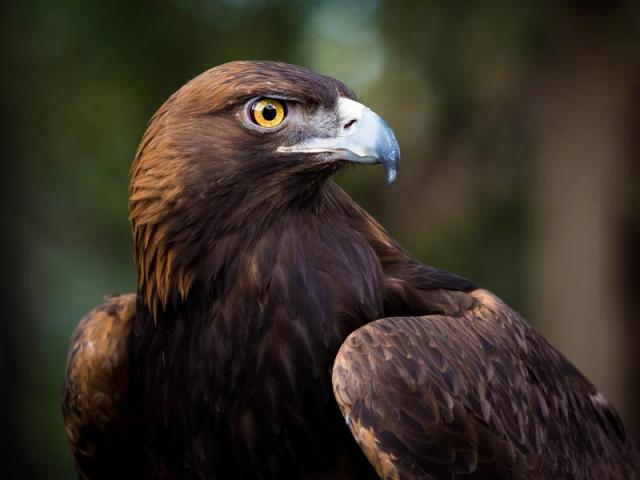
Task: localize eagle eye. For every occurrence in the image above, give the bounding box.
[250,98,286,128]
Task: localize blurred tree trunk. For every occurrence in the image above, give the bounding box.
[0,79,37,480]
[1,1,39,476]
[530,17,638,436]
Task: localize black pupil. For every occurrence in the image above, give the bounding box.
[262,103,277,121]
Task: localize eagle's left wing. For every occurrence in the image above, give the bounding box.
[332,289,639,480]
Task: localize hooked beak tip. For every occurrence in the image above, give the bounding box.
[379,125,400,187]
[385,164,398,187]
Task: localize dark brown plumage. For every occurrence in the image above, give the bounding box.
[63,61,639,479]
[333,291,639,479]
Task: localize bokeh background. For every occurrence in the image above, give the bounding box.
[2,0,639,477]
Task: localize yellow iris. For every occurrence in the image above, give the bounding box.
[251,98,286,128]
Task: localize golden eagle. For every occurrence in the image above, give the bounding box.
[63,61,639,479]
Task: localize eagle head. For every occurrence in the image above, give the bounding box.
[129,61,400,316]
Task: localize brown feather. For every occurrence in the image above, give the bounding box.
[62,294,143,479]
[63,60,640,479]
[333,289,640,479]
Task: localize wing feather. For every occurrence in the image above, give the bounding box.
[333,289,639,479]
[62,293,142,479]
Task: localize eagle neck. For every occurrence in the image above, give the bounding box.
[138,176,364,319]
[195,178,355,291]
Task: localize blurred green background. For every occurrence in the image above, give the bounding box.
[2,0,639,477]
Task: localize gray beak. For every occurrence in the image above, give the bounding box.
[277,97,401,186]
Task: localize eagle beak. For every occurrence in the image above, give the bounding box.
[277,97,401,186]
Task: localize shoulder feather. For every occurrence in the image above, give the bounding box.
[63,293,142,479]
[332,289,640,479]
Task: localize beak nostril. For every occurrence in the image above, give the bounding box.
[343,119,357,130]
